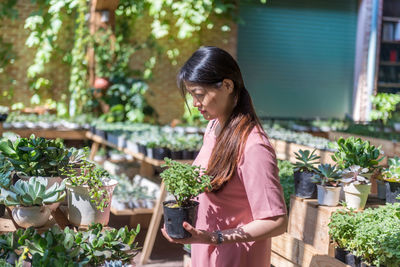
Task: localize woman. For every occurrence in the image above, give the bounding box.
[161,46,288,267]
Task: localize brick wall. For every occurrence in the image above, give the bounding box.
[0,0,237,124]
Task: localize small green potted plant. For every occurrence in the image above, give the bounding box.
[293,149,320,198]
[332,137,384,210]
[382,156,400,203]
[0,177,65,228]
[62,160,118,226]
[160,158,212,238]
[312,164,342,206]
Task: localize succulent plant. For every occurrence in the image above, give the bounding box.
[312,164,341,187]
[341,165,370,185]
[382,156,400,183]
[293,149,320,173]
[0,177,66,206]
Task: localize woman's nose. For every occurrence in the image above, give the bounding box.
[193,97,201,107]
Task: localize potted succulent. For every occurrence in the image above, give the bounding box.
[382,156,400,203]
[312,164,342,206]
[160,158,212,238]
[331,137,384,209]
[0,105,9,122]
[293,149,320,198]
[0,135,70,210]
[0,177,65,228]
[340,166,371,210]
[62,160,118,226]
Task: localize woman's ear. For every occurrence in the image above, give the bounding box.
[222,79,234,94]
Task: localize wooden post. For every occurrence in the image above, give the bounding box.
[139,181,167,265]
[89,141,100,161]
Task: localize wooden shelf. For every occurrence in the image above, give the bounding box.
[0,124,88,140]
[110,207,154,216]
[383,16,400,22]
[380,61,400,66]
[377,82,400,88]
[381,40,400,44]
[86,131,193,167]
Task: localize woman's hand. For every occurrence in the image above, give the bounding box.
[161,222,213,244]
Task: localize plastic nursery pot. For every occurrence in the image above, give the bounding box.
[106,132,119,146]
[385,181,400,204]
[12,206,51,228]
[294,171,317,198]
[0,113,8,122]
[0,204,5,217]
[18,175,64,211]
[335,247,348,263]
[345,252,361,267]
[66,179,118,226]
[138,144,147,156]
[163,200,199,239]
[170,150,183,160]
[95,129,107,140]
[153,147,170,160]
[317,185,341,206]
[343,183,371,210]
[182,150,194,160]
[146,147,154,159]
[376,180,387,200]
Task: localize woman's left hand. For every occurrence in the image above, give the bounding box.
[161,222,213,244]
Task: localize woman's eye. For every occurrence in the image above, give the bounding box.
[195,94,204,98]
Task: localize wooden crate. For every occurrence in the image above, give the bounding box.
[271,233,350,267]
[287,195,385,255]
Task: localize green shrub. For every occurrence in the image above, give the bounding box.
[278,160,294,209]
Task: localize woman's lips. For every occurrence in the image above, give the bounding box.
[200,110,206,114]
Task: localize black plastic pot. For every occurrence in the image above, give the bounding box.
[182,150,194,160]
[385,181,400,203]
[345,252,360,267]
[0,204,5,217]
[138,144,147,156]
[171,150,183,160]
[335,247,348,263]
[0,113,8,122]
[163,200,199,239]
[95,129,107,140]
[294,171,317,198]
[153,147,171,160]
[90,125,96,134]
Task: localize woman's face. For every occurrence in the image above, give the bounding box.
[184,79,234,121]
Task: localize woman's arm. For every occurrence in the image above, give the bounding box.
[161,214,288,245]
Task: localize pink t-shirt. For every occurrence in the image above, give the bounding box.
[191,120,287,267]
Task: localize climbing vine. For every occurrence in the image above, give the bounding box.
[0,0,18,102]
[23,0,242,115]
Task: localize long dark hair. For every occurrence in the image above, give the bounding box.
[178,46,267,191]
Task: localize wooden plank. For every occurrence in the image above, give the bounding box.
[110,207,153,216]
[139,181,167,265]
[271,233,351,267]
[0,128,88,140]
[89,141,100,161]
[271,251,299,267]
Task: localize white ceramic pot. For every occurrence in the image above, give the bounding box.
[66,179,118,226]
[18,175,64,211]
[12,206,51,228]
[343,183,371,210]
[317,185,341,206]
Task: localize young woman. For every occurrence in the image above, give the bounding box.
[161,46,288,267]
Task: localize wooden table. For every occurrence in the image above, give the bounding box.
[0,124,88,140]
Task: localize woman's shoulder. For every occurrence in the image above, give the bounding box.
[244,125,272,150]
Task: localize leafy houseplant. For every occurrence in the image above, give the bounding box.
[160,158,212,238]
[0,134,70,177]
[293,149,320,198]
[331,137,384,172]
[0,177,65,228]
[312,164,342,206]
[62,160,118,226]
[382,157,400,203]
[0,223,140,266]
